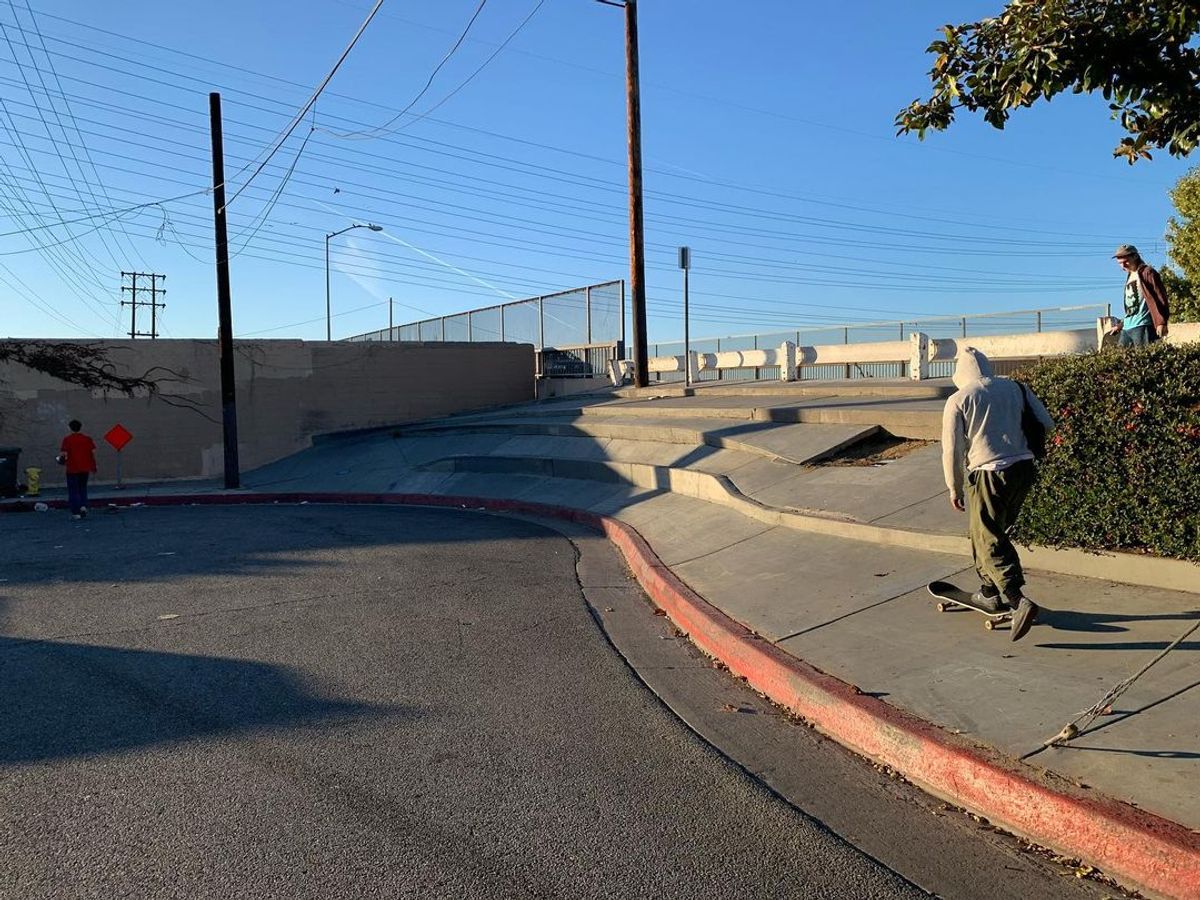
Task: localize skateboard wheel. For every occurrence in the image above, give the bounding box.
[935,602,947,612]
[984,620,995,631]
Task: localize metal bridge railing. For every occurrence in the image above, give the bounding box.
[345,281,625,379]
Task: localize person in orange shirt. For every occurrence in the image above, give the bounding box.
[58,419,97,520]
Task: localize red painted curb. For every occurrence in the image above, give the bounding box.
[9,490,1198,898]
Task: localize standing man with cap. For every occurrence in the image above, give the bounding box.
[1110,245,1170,347]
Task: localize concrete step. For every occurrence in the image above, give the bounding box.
[614,378,954,401]
[574,401,942,441]
[418,454,965,551]
[400,416,877,466]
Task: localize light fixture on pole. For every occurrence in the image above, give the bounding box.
[325,222,383,341]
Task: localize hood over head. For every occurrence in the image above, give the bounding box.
[952,346,993,389]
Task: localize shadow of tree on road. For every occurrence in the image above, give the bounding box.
[0,633,406,765]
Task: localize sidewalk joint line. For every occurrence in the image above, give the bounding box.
[667,525,779,568]
[775,566,975,644]
[866,489,950,525]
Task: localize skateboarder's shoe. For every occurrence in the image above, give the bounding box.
[1010,598,1039,642]
[970,591,1004,614]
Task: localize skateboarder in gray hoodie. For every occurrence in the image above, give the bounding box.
[942,347,1055,641]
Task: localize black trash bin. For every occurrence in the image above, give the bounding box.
[0,447,20,498]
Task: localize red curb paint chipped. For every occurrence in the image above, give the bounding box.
[6,489,1198,899]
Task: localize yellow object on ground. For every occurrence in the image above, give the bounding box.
[24,466,40,496]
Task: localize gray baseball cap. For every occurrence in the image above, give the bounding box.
[1113,244,1139,258]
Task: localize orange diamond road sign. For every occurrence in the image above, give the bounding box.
[104,424,133,452]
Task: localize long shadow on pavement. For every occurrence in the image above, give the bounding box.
[0,503,554,589]
[1035,606,1200,637]
[0,633,403,765]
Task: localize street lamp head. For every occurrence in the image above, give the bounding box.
[366,223,383,232]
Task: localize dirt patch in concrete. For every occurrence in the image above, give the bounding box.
[811,432,933,467]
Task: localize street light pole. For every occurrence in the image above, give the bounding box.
[325,222,383,341]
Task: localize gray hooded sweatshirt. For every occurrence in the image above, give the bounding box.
[941,348,1055,497]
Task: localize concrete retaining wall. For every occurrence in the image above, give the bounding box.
[0,339,533,485]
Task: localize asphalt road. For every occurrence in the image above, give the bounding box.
[1,504,923,900]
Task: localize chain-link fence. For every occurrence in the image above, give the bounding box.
[346,281,624,378]
[649,303,1110,383]
[346,281,623,346]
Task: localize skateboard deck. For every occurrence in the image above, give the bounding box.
[928,581,1013,631]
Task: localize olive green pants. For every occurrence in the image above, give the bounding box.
[966,459,1036,601]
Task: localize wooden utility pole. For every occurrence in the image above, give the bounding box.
[624,0,648,387]
[209,92,240,489]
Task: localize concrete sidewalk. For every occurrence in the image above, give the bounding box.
[8,380,1199,896]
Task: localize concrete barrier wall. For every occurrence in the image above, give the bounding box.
[643,323,1200,384]
[1167,322,1200,345]
[930,329,1095,362]
[0,339,533,485]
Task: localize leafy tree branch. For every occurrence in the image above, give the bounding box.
[897,1,1200,164]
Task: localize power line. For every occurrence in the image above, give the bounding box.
[0,152,1117,306]
[0,259,96,333]
[0,20,1151,242]
[0,187,210,239]
[5,151,1116,307]
[0,91,1137,272]
[334,0,548,139]
[0,17,114,275]
[230,121,314,253]
[324,0,489,140]
[14,0,147,267]
[0,108,120,329]
[225,0,384,206]
[0,53,1152,287]
[240,299,388,336]
[0,100,116,317]
[0,22,1127,335]
[1,1,125,272]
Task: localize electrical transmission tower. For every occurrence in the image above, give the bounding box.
[120,271,166,339]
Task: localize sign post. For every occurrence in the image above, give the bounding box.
[678,246,691,387]
[104,424,133,489]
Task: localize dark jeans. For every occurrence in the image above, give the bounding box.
[1118,324,1158,347]
[966,459,1036,601]
[66,472,89,515]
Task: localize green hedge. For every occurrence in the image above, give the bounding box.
[1013,343,1200,562]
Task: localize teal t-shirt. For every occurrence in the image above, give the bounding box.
[1123,272,1151,330]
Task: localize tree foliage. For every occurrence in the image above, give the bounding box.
[1164,167,1200,322]
[897,1,1200,164]
[1160,266,1199,324]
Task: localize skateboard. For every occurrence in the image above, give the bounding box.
[928,581,1012,631]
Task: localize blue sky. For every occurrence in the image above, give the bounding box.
[0,0,1192,346]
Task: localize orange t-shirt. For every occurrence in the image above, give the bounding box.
[60,433,97,475]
